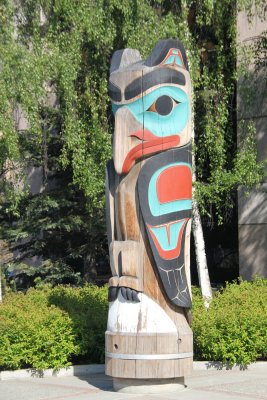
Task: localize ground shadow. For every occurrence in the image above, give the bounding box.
[74,370,114,392]
[204,361,248,371]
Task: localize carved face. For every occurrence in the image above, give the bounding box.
[109,40,192,175]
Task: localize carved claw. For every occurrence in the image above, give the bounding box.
[108,286,141,302]
[108,286,119,302]
[121,287,140,302]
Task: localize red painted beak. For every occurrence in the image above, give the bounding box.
[122,129,180,174]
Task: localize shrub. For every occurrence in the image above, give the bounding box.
[48,284,108,363]
[0,284,108,371]
[0,280,266,371]
[192,277,267,366]
[0,287,78,371]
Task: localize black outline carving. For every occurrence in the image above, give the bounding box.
[108,81,122,102]
[145,39,188,70]
[125,69,185,100]
[138,145,192,308]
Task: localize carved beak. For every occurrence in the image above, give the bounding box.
[122,129,180,174]
[113,107,180,175]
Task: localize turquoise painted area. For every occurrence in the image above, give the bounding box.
[164,55,175,64]
[142,101,188,137]
[150,220,184,251]
[148,162,192,217]
[112,86,189,137]
[163,55,183,66]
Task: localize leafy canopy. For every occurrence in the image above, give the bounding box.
[0,0,265,282]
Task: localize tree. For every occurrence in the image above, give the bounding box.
[0,0,264,292]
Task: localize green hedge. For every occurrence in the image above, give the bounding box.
[0,279,266,371]
[48,285,108,364]
[0,287,78,370]
[193,277,267,366]
[0,284,108,371]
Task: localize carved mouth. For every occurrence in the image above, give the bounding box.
[122,129,180,174]
[147,218,189,261]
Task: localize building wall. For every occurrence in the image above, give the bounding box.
[237,11,267,279]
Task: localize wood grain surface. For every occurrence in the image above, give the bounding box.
[106,40,193,380]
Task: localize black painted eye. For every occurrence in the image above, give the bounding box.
[148,95,177,116]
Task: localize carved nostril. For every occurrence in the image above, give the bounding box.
[114,344,118,350]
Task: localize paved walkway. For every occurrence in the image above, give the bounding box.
[0,363,266,400]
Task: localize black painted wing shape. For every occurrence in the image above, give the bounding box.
[138,145,192,308]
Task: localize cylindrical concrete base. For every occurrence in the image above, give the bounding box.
[113,377,185,393]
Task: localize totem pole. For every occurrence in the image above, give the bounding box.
[105,39,193,392]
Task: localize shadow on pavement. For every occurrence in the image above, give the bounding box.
[75,372,114,392]
[204,361,249,371]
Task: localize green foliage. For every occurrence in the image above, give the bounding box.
[0,0,264,213]
[1,185,108,286]
[193,277,267,366]
[0,281,266,370]
[0,287,78,370]
[192,0,265,220]
[0,284,108,370]
[0,0,265,281]
[49,284,108,363]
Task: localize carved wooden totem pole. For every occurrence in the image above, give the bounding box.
[105,39,193,391]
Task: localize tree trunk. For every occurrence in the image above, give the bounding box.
[192,198,212,307]
[191,87,212,307]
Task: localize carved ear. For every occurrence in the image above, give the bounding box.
[145,39,188,70]
[110,48,142,73]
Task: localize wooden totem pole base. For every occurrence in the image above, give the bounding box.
[105,332,192,380]
[105,291,193,389]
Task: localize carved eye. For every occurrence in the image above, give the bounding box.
[148,95,178,116]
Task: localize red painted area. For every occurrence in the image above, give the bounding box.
[147,219,188,260]
[122,131,180,174]
[157,165,192,204]
[130,129,157,141]
[160,48,186,69]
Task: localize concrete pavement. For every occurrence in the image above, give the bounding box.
[0,362,266,400]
